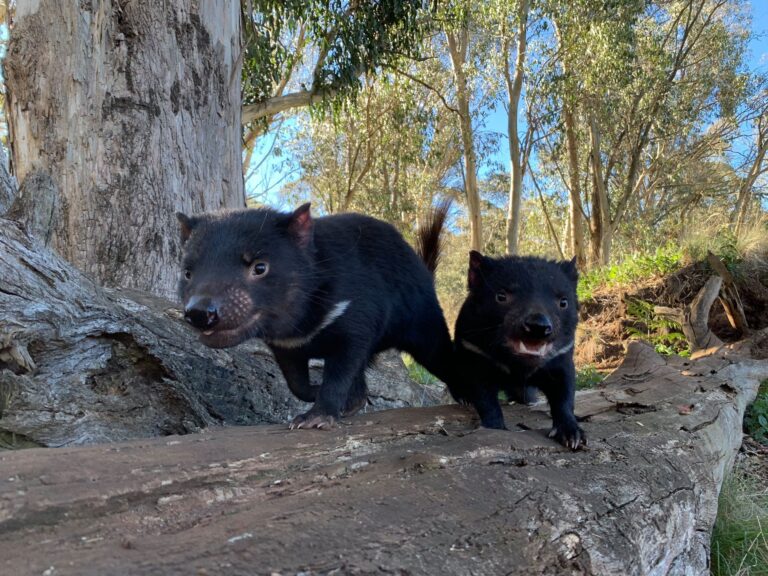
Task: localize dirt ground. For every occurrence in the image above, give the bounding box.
[576,257,768,496]
[576,258,768,370]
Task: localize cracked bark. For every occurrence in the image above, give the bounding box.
[5,0,245,298]
[1,338,766,575]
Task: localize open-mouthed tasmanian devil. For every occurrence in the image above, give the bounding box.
[176,202,464,430]
[454,251,586,450]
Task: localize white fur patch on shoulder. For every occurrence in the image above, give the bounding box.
[269,300,351,349]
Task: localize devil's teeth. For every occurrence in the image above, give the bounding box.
[512,340,552,357]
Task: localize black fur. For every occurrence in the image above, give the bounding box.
[177,202,461,429]
[454,251,586,450]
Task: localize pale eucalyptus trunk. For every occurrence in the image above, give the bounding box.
[5,0,245,298]
[446,28,483,252]
[564,106,586,269]
[733,116,768,235]
[504,0,529,256]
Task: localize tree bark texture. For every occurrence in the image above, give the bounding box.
[0,147,16,215]
[589,114,611,266]
[0,218,439,448]
[504,0,529,256]
[0,340,766,575]
[446,28,483,252]
[5,0,245,298]
[564,106,587,269]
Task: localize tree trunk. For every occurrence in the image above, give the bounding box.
[564,106,586,269]
[732,116,768,235]
[1,340,766,574]
[446,28,483,252]
[5,0,245,298]
[504,0,529,256]
[589,114,611,266]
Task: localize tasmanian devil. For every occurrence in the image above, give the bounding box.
[176,201,462,429]
[454,251,585,450]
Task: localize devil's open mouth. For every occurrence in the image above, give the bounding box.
[507,338,553,359]
[196,312,262,349]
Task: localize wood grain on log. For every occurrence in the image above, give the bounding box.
[1,339,766,576]
[706,250,750,336]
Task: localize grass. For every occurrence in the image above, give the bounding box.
[577,242,685,301]
[711,380,768,576]
[402,353,440,387]
[711,469,768,576]
[576,365,605,390]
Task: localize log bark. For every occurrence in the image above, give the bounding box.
[5,0,245,298]
[0,218,439,448]
[0,340,766,575]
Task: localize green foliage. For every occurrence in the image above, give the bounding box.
[624,298,691,357]
[711,468,768,576]
[576,365,605,390]
[577,243,685,301]
[402,354,439,387]
[241,1,430,117]
[744,380,768,446]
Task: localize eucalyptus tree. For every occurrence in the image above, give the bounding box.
[240,0,431,174]
[533,0,751,267]
[5,0,243,297]
[278,72,463,233]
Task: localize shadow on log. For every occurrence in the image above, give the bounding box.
[1,336,767,575]
[0,219,438,447]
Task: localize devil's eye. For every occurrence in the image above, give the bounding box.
[252,262,269,277]
[183,269,192,280]
[559,298,568,309]
[495,290,508,303]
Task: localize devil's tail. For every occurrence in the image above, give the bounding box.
[416,198,452,276]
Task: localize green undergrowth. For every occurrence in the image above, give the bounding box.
[576,365,605,390]
[745,380,768,447]
[402,354,439,387]
[625,297,691,357]
[577,243,685,302]
[711,468,768,576]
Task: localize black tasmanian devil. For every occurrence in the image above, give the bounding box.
[176,201,462,429]
[454,251,586,450]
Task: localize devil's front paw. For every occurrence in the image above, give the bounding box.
[548,420,586,451]
[289,408,337,430]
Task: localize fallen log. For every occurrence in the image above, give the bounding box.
[1,338,766,575]
[0,218,439,447]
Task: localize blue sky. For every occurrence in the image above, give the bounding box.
[249,3,768,204]
[482,2,768,177]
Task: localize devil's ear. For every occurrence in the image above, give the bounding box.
[176,213,196,244]
[560,256,579,282]
[468,250,485,289]
[288,203,314,248]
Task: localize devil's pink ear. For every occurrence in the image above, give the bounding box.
[176,213,195,244]
[468,250,485,289]
[288,203,313,248]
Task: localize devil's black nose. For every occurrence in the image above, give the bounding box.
[184,296,219,330]
[523,313,552,339]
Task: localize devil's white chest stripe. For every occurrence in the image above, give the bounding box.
[268,300,351,349]
[459,339,574,375]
